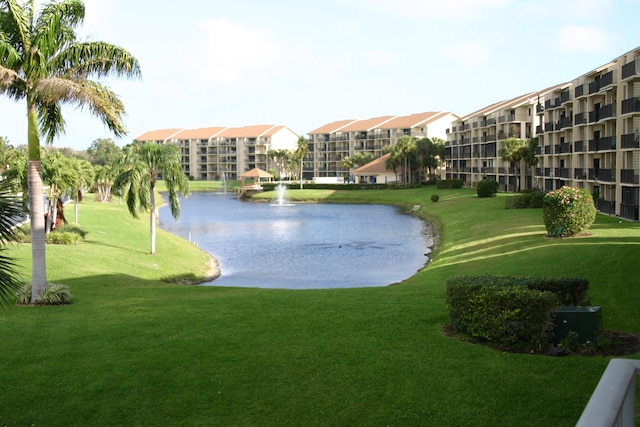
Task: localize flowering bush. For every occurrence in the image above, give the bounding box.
[543,186,596,236]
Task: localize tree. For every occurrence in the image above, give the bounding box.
[0,0,141,302]
[268,149,294,180]
[41,151,74,232]
[115,142,189,255]
[86,137,121,165]
[68,156,94,223]
[294,136,309,189]
[0,177,23,309]
[387,136,416,183]
[94,163,117,203]
[0,136,15,174]
[499,137,538,192]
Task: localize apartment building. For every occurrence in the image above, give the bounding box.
[534,47,640,221]
[446,85,565,192]
[307,111,457,179]
[135,125,300,180]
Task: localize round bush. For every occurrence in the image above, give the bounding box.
[476,179,498,198]
[542,186,596,236]
[430,194,439,202]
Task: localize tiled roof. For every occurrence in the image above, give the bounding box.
[308,119,356,135]
[172,127,227,140]
[353,153,392,174]
[339,116,395,132]
[378,112,448,129]
[217,125,282,138]
[135,128,182,141]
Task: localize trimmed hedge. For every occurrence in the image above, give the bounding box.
[505,190,545,209]
[436,179,463,189]
[446,275,590,351]
[476,179,499,197]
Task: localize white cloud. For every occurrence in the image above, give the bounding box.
[555,25,618,54]
[359,0,512,19]
[191,18,284,85]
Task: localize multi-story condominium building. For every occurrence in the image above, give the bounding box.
[534,47,640,221]
[135,125,300,180]
[446,85,564,192]
[307,111,457,179]
[447,45,640,221]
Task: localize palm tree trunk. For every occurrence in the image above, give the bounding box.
[149,188,156,255]
[28,160,46,302]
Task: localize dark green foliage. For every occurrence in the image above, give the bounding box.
[476,179,499,197]
[446,275,589,351]
[543,186,596,236]
[446,276,558,351]
[430,194,439,202]
[505,190,545,209]
[436,179,463,189]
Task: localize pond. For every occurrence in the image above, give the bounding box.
[159,192,434,289]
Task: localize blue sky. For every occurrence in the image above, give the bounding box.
[1,0,639,150]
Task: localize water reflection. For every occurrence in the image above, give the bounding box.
[159,192,432,289]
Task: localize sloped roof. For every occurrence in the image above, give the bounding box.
[240,167,273,178]
[378,111,449,129]
[172,127,227,140]
[339,116,395,132]
[353,153,393,174]
[135,128,182,141]
[218,125,282,138]
[308,119,356,135]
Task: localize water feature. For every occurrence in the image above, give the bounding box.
[270,183,295,207]
[159,192,434,289]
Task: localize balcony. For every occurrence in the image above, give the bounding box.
[544,122,555,132]
[482,134,496,142]
[554,168,570,179]
[621,97,640,115]
[621,133,640,149]
[588,71,614,94]
[574,84,585,98]
[574,140,585,152]
[559,116,573,129]
[535,125,543,135]
[560,90,571,104]
[536,103,544,114]
[595,198,616,214]
[588,168,615,182]
[620,169,640,184]
[621,58,640,80]
[574,112,587,125]
[588,136,616,151]
[574,168,585,179]
[620,203,640,221]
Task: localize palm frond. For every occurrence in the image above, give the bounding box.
[55,41,142,80]
[0,177,24,243]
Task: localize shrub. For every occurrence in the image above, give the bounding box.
[16,283,72,305]
[45,224,87,245]
[436,179,463,189]
[476,179,498,198]
[505,190,545,209]
[543,186,596,236]
[446,276,558,351]
[430,194,439,202]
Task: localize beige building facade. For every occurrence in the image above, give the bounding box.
[135,125,300,180]
[307,111,457,180]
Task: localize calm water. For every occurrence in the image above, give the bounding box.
[159,192,433,289]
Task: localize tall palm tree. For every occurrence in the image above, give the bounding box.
[0,177,24,309]
[499,137,538,192]
[0,0,141,302]
[115,142,189,255]
[294,136,309,189]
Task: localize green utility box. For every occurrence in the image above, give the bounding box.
[553,306,602,344]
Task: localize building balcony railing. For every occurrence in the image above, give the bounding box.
[482,134,496,142]
[544,146,552,155]
[621,97,640,115]
[560,90,571,104]
[559,116,573,129]
[621,133,640,149]
[575,84,585,98]
[588,168,615,182]
[588,137,616,151]
[574,140,585,152]
[588,71,614,94]
[498,114,515,123]
[574,168,585,179]
[595,198,616,215]
[544,122,555,132]
[620,169,640,184]
[545,97,561,110]
[536,103,544,114]
[536,125,543,135]
[574,112,587,125]
[620,204,640,221]
[621,58,640,80]
[554,168,570,178]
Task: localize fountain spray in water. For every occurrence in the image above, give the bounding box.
[271,184,295,207]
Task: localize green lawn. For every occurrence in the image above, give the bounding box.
[1,187,638,426]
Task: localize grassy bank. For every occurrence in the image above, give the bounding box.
[1,186,638,426]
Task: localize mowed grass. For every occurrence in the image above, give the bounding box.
[1,186,639,426]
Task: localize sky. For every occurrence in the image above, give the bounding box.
[1,0,639,151]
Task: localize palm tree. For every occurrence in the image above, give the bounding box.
[68,157,94,224]
[0,0,141,302]
[0,177,24,309]
[115,142,189,255]
[499,137,538,192]
[294,136,309,189]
